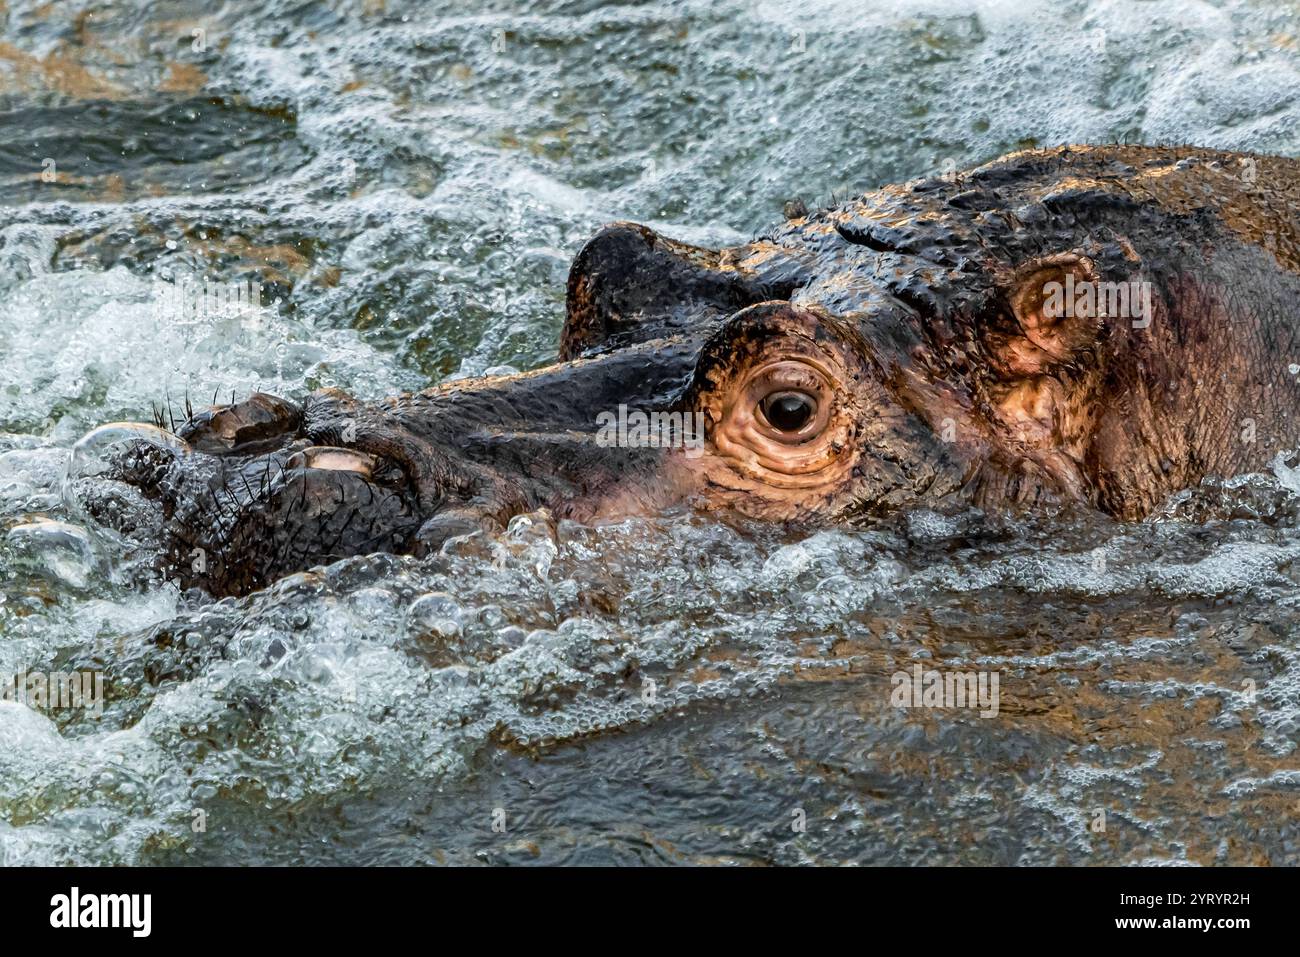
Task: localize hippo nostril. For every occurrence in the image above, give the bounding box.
[284,446,376,477]
[177,392,302,455]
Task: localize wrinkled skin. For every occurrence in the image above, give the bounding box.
[97,145,1300,597]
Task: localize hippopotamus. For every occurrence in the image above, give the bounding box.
[88,144,1300,596]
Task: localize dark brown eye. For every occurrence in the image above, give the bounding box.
[759,390,816,433]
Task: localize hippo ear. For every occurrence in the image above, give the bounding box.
[1007,253,1102,363]
[561,223,769,361]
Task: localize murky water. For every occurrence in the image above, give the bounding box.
[2,0,1299,865]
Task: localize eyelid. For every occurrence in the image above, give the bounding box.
[751,364,825,394]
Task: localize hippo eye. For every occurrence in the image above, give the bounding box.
[759,390,817,433]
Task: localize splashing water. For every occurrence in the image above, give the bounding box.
[1,0,1299,865]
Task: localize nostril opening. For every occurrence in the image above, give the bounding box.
[284,446,376,477]
[176,392,302,455]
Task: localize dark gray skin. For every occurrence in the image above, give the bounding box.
[100,145,1300,597]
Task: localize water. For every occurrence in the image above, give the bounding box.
[2,0,1299,865]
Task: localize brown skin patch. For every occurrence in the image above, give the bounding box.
[157,62,207,94]
[0,40,126,99]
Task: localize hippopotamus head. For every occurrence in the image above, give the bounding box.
[92,145,1300,595]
